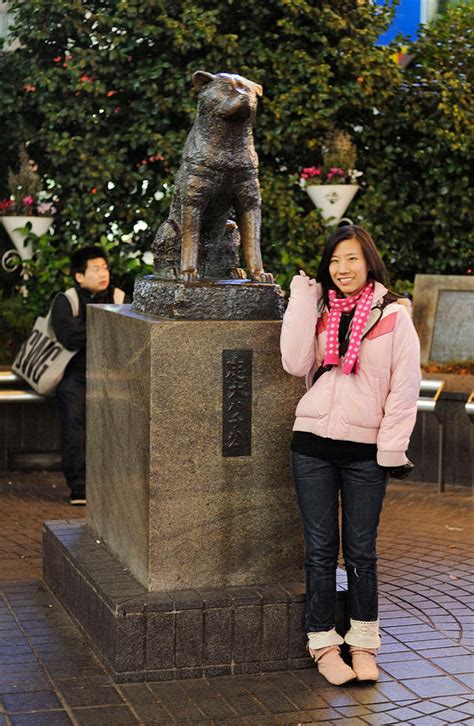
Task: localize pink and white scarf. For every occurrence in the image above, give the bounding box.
[323,282,375,375]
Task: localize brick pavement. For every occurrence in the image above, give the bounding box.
[0,472,472,725]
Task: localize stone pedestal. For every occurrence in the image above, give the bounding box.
[43,304,349,680]
[85,305,304,591]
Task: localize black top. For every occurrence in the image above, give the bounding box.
[51,285,129,376]
[290,308,377,463]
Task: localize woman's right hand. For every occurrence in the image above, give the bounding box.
[290,270,317,295]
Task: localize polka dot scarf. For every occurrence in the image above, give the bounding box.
[323,281,375,375]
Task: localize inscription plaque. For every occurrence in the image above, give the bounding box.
[222,349,252,457]
[431,290,474,362]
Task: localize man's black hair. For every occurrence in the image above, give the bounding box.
[70,246,108,277]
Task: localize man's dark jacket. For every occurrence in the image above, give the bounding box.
[51,285,128,377]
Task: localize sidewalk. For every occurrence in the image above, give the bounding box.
[0,472,472,725]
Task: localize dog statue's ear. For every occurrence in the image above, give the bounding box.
[193,71,215,90]
[254,83,263,97]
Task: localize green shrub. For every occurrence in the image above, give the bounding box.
[353,2,473,282]
[0,0,400,305]
[0,0,471,321]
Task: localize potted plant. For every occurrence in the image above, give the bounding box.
[299,130,362,225]
[0,146,56,267]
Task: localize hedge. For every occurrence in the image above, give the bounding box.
[0,0,471,322]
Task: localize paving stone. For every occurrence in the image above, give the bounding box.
[333,704,371,717]
[57,684,125,708]
[1,690,62,712]
[315,689,360,707]
[411,700,447,714]
[457,701,474,715]
[72,705,140,725]
[306,707,342,722]
[432,696,471,707]
[282,689,327,710]
[384,705,426,721]
[380,659,444,679]
[434,708,473,723]
[399,676,471,698]
[125,701,175,724]
[431,655,474,674]
[358,713,398,725]
[8,714,73,726]
[217,693,267,716]
[189,696,236,719]
[115,683,157,705]
[274,711,314,724]
[375,681,419,701]
[420,646,472,658]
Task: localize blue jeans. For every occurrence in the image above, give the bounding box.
[292,451,387,633]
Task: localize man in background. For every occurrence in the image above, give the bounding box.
[51,246,128,505]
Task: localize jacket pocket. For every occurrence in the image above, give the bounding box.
[295,373,334,421]
[343,392,383,429]
[340,367,384,429]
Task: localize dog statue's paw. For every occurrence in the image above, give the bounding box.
[155,267,177,281]
[178,269,199,283]
[229,267,247,280]
[251,270,274,284]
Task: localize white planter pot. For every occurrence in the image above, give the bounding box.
[1,215,54,261]
[306,184,359,226]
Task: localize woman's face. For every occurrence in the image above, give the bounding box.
[329,237,369,297]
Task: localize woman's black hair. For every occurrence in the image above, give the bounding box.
[316,223,389,307]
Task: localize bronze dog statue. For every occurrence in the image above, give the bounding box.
[152,71,273,283]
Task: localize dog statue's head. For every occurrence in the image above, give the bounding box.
[192,71,263,123]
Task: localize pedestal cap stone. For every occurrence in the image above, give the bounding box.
[132,276,285,320]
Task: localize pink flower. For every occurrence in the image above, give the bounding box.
[22,195,34,206]
[300,166,322,180]
[326,168,346,181]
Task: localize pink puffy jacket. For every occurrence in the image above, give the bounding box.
[280,276,421,468]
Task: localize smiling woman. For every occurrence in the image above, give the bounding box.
[280,222,421,686]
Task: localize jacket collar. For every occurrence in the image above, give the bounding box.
[372,281,388,305]
[74,284,112,305]
[363,282,388,336]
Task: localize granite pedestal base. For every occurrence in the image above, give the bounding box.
[43,520,348,682]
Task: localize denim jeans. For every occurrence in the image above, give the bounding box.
[292,451,388,633]
[56,372,86,493]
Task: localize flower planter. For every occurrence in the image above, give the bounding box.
[306,184,359,226]
[1,215,54,261]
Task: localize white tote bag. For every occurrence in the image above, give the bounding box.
[12,288,81,396]
[13,287,126,396]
